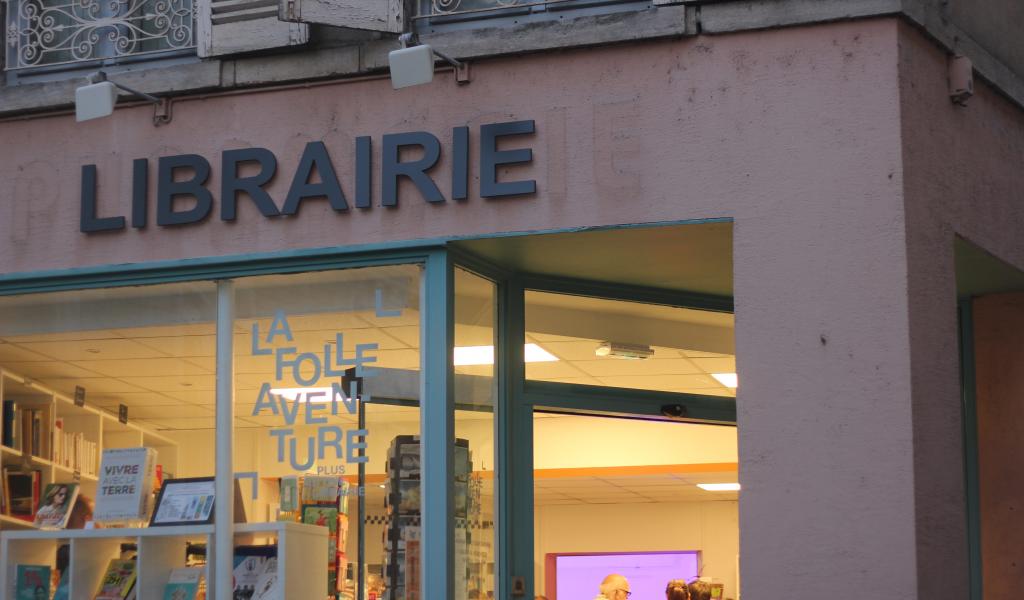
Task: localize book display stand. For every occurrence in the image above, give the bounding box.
[382,436,474,600]
[0,522,326,599]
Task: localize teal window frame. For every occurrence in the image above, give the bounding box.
[959,301,982,600]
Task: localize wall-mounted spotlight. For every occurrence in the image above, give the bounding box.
[388,32,470,90]
[75,71,172,126]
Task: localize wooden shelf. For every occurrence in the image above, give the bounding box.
[0,514,34,530]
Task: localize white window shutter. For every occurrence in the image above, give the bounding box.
[278,0,404,33]
[198,0,309,57]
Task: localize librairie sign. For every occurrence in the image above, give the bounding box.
[80,120,537,233]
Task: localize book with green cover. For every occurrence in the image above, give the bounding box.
[95,559,137,600]
[163,567,203,600]
[15,564,50,600]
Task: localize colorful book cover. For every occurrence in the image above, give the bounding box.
[279,476,298,512]
[300,476,339,503]
[163,567,203,600]
[94,559,137,600]
[33,482,80,529]
[15,564,50,600]
[232,556,266,600]
[95,447,156,523]
[251,558,280,600]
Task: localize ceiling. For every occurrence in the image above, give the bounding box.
[956,236,1024,296]
[451,221,734,297]
[0,295,734,432]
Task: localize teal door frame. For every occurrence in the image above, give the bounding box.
[449,248,737,600]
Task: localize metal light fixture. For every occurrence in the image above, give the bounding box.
[75,71,172,125]
[595,341,655,360]
[388,33,470,89]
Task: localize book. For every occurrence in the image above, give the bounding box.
[163,567,204,600]
[94,447,156,523]
[6,469,41,520]
[251,558,281,600]
[232,555,266,600]
[33,482,80,529]
[15,564,50,600]
[279,476,298,512]
[2,400,16,449]
[301,476,339,504]
[53,570,69,600]
[94,559,137,600]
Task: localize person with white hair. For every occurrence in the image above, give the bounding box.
[593,573,631,600]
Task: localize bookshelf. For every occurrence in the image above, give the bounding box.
[0,522,327,599]
[0,367,179,528]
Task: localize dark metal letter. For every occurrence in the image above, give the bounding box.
[80,164,126,233]
[381,132,444,206]
[156,154,214,226]
[355,136,372,209]
[452,126,469,201]
[131,158,148,229]
[221,147,280,221]
[480,120,536,198]
[281,142,348,215]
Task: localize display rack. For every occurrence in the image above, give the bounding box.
[382,436,473,600]
[0,367,179,530]
[0,521,326,599]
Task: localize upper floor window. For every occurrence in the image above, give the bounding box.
[417,0,649,27]
[5,0,195,73]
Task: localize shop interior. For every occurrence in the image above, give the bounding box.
[0,222,738,599]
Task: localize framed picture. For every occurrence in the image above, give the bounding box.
[149,477,216,527]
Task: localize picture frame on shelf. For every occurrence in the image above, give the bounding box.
[150,477,216,527]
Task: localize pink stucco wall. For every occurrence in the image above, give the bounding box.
[2,17,998,600]
[898,20,1024,600]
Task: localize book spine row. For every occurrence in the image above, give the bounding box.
[52,419,98,477]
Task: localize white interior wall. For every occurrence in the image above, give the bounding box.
[535,500,739,600]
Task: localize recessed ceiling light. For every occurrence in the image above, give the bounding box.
[697,483,741,492]
[378,484,386,489]
[453,344,558,367]
[711,373,738,388]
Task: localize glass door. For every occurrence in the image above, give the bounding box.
[519,287,739,600]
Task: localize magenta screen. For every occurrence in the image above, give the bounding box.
[553,552,700,600]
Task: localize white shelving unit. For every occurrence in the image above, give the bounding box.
[0,522,327,600]
[0,367,179,530]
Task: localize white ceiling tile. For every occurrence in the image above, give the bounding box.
[18,339,167,361]
[70,358,212,378]
[572,358,702,377]
[689,357,737,373]
[0,344,69,363]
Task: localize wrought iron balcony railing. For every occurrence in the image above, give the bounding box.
[5,0,195,72]
[422,0,635,19]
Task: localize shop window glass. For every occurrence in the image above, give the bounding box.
[0,283,216,553]
[533,414,739,600]
[453,268,497,600]
[232,265,422,600]
[524,292,736,397]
